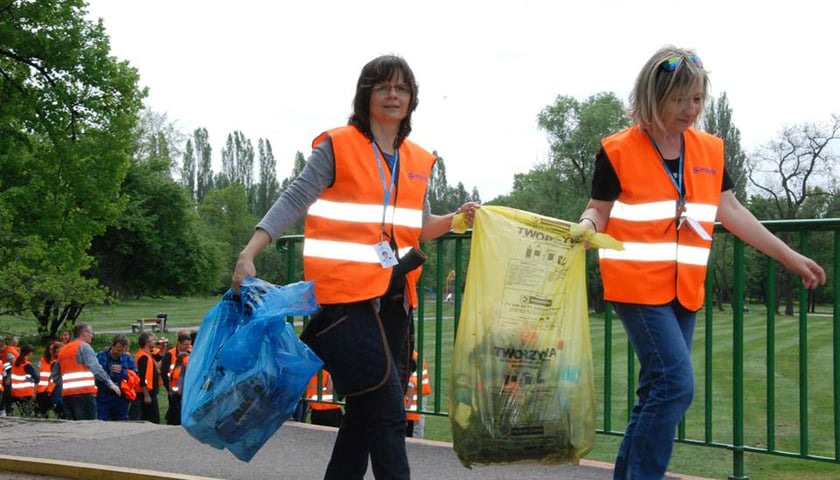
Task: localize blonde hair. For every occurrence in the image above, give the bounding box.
[628,45,710,135]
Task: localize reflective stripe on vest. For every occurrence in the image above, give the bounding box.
[58,341,97,396]
[304,126,434,305]
[167,348,188,393]
[37,357,50,394]
[412,352,431,395]
[599,126,723,311]
[307,371,341,411]
[134,349,156,392]
[405,377,420,421]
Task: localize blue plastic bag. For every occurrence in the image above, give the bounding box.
[181,278,323,462]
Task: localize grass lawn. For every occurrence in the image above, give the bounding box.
[2,297,838,479]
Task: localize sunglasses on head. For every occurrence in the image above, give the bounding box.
[660,54,703,71]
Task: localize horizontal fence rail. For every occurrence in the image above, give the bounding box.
[278,218,839,479]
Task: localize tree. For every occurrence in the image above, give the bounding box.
[746,115,839,314]
[429,152,450,213]
[198,184,258,288]
[748,115,839,219]
[221,130,255,193]
[194,127,213,203]
[702,92,749,310]
[181,138,197,200]
[134,109,183,174]
[255,138,280,216]
[704,93,748,202]
[0,0,145,339]
[88,156,224,298]
[506,92,630,221]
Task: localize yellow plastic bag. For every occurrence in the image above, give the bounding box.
[449,205,622,468]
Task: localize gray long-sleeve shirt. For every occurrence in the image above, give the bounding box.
[257,136,432,240]
[75,341,117,389]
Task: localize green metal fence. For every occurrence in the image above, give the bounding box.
[279,217,839,479]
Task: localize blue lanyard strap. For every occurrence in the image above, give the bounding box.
[372,142,398,235]
[646,132,685,199]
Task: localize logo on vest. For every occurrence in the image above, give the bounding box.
[407,172,429,181]
[692,166,718,175]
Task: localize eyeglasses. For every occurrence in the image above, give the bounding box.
[660,54,703,72]
[372,83,411,96]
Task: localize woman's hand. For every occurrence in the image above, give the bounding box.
[231,229,272,294]
[232,253,257,295]
[457,202,481,228]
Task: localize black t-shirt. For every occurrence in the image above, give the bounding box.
[590,146,733,201]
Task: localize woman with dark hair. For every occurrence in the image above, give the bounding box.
[232,54,479,480]
[48,341,65,418]
[35,341,59,417]
[10,343,38,414]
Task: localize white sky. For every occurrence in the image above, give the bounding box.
[85,0,839,200]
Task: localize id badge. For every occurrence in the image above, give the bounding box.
[685,216,712,241]
[374,241,399,268]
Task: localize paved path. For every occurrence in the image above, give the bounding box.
[0,417,713,480]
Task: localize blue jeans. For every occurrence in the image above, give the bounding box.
[613,301,696,480]
[97,392,130,421]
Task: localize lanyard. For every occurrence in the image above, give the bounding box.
[372,141,398,237]
[647,132,685,201]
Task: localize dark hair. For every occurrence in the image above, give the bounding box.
[49,341,65,359]
[348,54,419,149]
[112,334,129,348]
[15,344,34,367]
[138,331,155,348]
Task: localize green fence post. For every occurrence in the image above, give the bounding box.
[799,231,810,456]
[730,238,748,480]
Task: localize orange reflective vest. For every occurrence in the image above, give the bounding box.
[304,126,435,306]
[166,347,189,394]
[405,353,431,421]
[134,349,157,392]
[598,126,724,311]
[306,370,340,411]
[57,340,97,397]
[37,356,51,394]
[2,346,19,380]
[11,361,36,398]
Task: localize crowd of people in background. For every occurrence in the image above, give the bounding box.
[2,323,427,438]
[0,324,194,425]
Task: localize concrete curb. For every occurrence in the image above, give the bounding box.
[0,454,221,480]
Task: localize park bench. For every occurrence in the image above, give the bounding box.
[130,316,166,333]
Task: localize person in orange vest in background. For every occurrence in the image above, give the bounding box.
[57,323,121,420]
[404,351,430,438]
[161,330,191,425]
[35,340,59,418]
[306,369,342,427]
[2,335,21,416]
[46,341,65,419]
[129,331,161,423]
[10,343,38,415]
